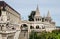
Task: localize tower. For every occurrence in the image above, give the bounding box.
[34,5,42,21]
[47,10,51,18]
[46,10,52,22]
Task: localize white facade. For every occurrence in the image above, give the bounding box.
[0,1,56,39]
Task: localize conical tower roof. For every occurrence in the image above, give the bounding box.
[35,5,40,16]
[47,10,51,18]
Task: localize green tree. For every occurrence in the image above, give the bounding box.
[29,30,60,39]
[28,11,36,21]
[29,31,37,39]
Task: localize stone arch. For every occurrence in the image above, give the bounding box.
[30,26,34,29]
[20,24,28,31]
[36,25,40,29]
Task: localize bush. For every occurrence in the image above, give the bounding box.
[29,30,60,39]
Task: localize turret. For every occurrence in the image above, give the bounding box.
[47,10,51,18]
[35,5,40,16]
[45,10,52,22]
[34,5,42,21]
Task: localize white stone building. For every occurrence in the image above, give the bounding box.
[0,1,56,39]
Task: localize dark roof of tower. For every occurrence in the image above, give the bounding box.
[0,1,20,15]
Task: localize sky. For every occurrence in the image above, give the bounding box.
[3,0,60,26]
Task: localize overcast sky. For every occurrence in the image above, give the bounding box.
[3,0,60,26]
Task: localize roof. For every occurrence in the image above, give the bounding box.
[0,1,20,15]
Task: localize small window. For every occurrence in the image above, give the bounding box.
[36,19,37,21]
[0,10,1,16]
[6,23,8,26]
[40,19,41,21]
[1,26,2,30]
[1,18,3,21]
[12,27,15,30]
[30,26,34,29]
[36,25,39,29]
[45,19,47,21]
[7,17,10,21]
[38,18,39,21]
[42,18,44,22]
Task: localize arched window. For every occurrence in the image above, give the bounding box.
[40,19,41,21]
[38,18,39,21]
[36,19,37,21]
[21,24,28,31]
[36,25,39,29]
[0,10,1,16]
[23,24,27,27]
[12,27,15,30]
[30,26,34,29]
[6,23,9,26]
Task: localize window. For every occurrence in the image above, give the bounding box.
[30,26,34,29]
[36,19,37,21]
[38,18,39,21]
[45,19,47,21]
[23,24,27,27]
[40,19,41,21]
[42,18,44,22]
[36,25,39,29]
[7,18,10,21]
[0,10,1,16]
[6,23,9,26]
[12,27,15,30]
[1,26,2,30]
[1,18,3,21]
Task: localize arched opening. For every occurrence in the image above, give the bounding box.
[12,27,15,30]
[30,26,34,29]
[36,25,39,29]
[36,19,37,21]
[20,24,28,38]
[21,24,28,31]
[0,9,1,16]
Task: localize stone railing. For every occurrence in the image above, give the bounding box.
[0,30,16,34]
[31,29,45,32]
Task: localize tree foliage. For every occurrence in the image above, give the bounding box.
[28,11,36,21]
[29,30,60,39]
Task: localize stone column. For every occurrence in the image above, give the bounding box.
[2,34,8,39]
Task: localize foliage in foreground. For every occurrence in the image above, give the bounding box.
[29,30,60,39]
